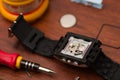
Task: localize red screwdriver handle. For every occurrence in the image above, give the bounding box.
[0,50,19,69]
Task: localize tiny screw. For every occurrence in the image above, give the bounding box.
[74,76,80,80]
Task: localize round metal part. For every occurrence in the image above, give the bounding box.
[60,14,77,28]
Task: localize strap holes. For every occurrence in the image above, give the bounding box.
[29,33,37,43]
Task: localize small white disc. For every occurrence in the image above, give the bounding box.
[60,14,77,28]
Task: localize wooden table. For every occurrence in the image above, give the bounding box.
[0,0,120,80]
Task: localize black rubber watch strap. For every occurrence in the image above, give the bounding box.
[88,51,120,80]
[9,15,58,56]
[9,15,120,80]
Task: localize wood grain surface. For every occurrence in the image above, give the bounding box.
[0,0,120,80]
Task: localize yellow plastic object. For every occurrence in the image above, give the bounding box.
[0,0,49,22]
[3,0,34,6]
[16,56,23,69]
[5,0,25,1]
[2,0,41,14]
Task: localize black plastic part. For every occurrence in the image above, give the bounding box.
[88,51,120,80]
[111,67,120,80]
[54,32,101,63]
[54,32,120,80]
[10,15,58,56]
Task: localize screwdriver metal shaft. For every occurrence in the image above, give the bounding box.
[20,60,55,74]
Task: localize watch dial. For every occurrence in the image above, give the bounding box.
[61,36,92,59]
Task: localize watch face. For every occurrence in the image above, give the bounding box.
[54,32,101,64]
[61,36,92,59]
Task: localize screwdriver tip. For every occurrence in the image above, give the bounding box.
[39,67,56,74]
[48,70,56,74]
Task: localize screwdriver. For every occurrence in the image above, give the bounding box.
[0,50,55,74]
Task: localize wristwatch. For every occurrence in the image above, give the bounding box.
[8,15,120,80]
